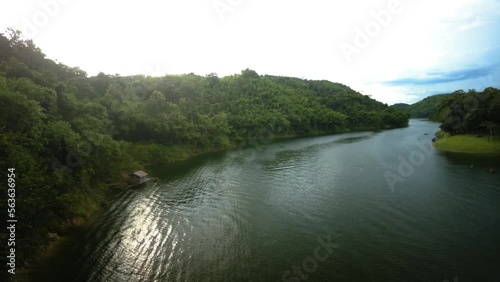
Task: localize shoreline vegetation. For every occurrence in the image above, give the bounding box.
[0,28,410,277]
[396,88,500,156]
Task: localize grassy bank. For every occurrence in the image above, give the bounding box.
[433,133,500,155]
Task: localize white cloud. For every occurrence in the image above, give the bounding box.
[0,0,499,104]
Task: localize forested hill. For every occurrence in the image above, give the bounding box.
[0,30,409,149]
[0,29,408,267]
[392,94,450,119]
[392,88,500,137]
[433,89,500,135]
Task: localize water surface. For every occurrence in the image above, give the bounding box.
[31,120,500,281]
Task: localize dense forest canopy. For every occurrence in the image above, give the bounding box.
[0,29,409,268]
[431,89,500,137]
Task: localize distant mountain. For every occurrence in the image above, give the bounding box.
[392,94,450,120]
[392,103,410,111]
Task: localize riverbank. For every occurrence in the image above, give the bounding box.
[13,188,118,282]
[14,221,87,282]
[433,134,500,155]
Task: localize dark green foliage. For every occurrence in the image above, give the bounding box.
[392,103,410,111]
[433,88,500,138]
[0,30,409,267]
[392,94,450,119]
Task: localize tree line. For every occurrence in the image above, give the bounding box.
[392,94,450,119]
[433,88,500,139]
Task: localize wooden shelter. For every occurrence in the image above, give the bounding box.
[129,170,149,185]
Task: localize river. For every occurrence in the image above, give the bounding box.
[29,120,500,282]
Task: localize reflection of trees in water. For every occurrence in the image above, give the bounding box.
[152,133,377,207]
[440,151,500,169]
[333,135,371,144]
[259,134,373,171]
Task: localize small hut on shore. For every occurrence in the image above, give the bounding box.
[129,170,149,185]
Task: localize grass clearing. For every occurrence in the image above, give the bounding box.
[433,134,500,155]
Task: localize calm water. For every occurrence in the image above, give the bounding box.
[30,120,500,282]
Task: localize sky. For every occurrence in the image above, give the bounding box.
[1,0,500,104]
